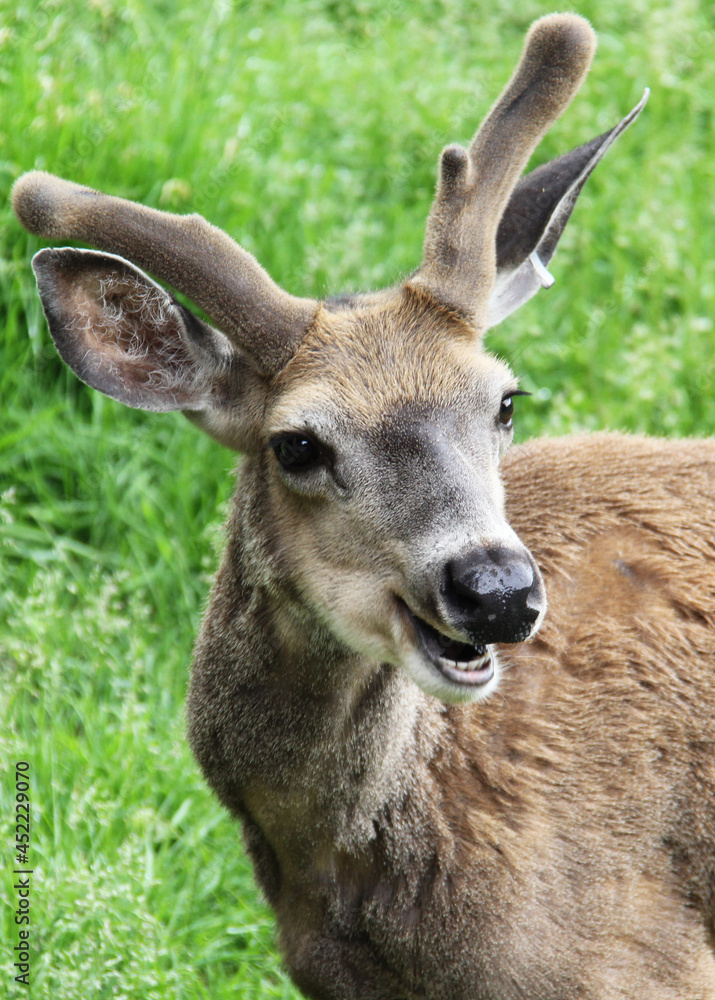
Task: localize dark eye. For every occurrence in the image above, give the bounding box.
[499,396,514,426]
[272,434,323,471]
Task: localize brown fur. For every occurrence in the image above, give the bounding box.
[187,404,715,999]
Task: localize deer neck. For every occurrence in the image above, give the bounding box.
[187,467,426,865]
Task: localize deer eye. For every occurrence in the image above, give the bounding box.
[272,433,324,471]
[499,396,514,426]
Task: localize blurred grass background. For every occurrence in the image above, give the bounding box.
[1,0,713,997]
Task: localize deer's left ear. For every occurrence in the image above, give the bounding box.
[486,90,648,329]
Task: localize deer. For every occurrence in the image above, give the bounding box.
[12,12,715,999]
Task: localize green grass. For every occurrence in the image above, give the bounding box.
[1,0,714,997]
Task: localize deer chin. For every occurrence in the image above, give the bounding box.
[397,601,498,704]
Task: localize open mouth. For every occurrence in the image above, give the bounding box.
[404,607,494,688]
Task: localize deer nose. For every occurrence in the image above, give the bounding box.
[444,546,544,645]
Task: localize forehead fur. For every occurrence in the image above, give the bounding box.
[268,288,514,429]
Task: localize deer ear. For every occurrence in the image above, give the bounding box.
[32,247,260,449]
[486,90,648,329]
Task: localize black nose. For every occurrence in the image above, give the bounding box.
[444,546,543,644]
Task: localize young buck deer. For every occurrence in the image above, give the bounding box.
[13,13,715,999]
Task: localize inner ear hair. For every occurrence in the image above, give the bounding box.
[32,247,237,414]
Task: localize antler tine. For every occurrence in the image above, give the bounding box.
[409,13,596,328]
[12,171,317,375]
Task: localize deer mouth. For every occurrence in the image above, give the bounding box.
[405,608,494,687]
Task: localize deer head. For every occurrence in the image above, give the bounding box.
[13,14,646,704]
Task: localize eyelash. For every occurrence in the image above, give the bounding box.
[499,389,531,427]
